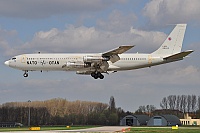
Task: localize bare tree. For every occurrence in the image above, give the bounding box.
[191,95,197,113]
[149,105,156,112]
[182,95,187,113]
[172,95,176,110]
[176,95,181,111]
[180,95,184,112]
[187,95,192,113]
[167,95,176,110]
[146,105,150,114]
[167,95,173,109]
[160,97,168,109]
[198,96,200,111]
[135,105,156,115]
[140,105,146,113]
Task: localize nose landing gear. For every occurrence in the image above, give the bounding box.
[23,71,28,77]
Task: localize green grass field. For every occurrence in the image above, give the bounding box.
[0,126,200,132]
[130,127,200,133]
[0,126,96,132]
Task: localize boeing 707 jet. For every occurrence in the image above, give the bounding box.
[4,24,193,79]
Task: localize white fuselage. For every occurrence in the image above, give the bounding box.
[6,53,172,72]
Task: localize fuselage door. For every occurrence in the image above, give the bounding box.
[21,55,27,63]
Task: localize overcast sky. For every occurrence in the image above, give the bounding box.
[0,0,200,112]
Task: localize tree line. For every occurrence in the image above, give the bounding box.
[160,95,200,113]
[134,95,200,119]
[2,95,200,126]
[0,97,130,126]
[134,105,156,116]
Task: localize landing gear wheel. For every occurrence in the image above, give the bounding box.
[97,72,101,77]
[91,72,95,78]
[23,71,28,77]
[99,74,104,79]
[94,74,98,79]
[91,72,104,79]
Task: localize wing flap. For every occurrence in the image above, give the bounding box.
[163,50,193,60]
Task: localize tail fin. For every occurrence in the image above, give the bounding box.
[152,24,187,55]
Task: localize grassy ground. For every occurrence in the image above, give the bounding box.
[0,126,200,132]
[0,125,95,132]
[130,127,200,133]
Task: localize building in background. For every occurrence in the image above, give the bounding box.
[180,113,200,125]
[120,115,150,126]
[147,115,181,126]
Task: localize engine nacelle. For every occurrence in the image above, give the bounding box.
[65,61,90,68]
[83,55,109,63]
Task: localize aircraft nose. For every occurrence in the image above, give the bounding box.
[4,61,9,66]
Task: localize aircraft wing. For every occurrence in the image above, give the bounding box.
[102,45,134,63]
[163,50,193,60]
[102,45,134,56]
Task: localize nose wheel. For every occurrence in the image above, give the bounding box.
[23,71,28,77]
[91,72,104,79]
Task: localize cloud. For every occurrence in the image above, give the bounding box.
[97,10,137,33]
[187,42,200,67]
[19,25,167,54]
[143,0,200,26]
[130,27,167,52]
[0,29,22,57]
[0,0,122,19]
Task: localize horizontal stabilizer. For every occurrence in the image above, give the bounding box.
[163,50,193,60]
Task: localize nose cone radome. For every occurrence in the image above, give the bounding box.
[4,61,9,66]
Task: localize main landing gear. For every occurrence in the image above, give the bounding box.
[91,72,104,79]
[23,71,28,77]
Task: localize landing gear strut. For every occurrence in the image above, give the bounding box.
[91,72,104,79]
[23,71,28,77]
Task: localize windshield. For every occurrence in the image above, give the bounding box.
[11,57,16,60]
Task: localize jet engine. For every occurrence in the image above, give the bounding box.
[83,55,109,63]
[63,61,90,68]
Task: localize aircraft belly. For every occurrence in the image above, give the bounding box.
[21,65,91,72]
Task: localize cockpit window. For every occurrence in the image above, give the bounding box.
[12,57,16,60]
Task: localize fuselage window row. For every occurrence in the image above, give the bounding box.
[121,58,147,61]
[26,57,79,60]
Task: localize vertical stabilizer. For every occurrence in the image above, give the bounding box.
[152,24,187,55]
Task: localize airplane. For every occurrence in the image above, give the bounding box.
[4,24,193,79]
